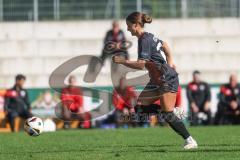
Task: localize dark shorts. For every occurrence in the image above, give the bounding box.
[146,64,179,95]
[134,104,160,114]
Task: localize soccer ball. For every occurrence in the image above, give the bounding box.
[24,117,44,136]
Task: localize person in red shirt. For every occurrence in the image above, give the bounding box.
[4,74,32,132]
[215,74,240,124]
[60,75,91,129]
[112,77,136,127]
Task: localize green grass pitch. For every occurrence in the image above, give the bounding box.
[0,126,240,160]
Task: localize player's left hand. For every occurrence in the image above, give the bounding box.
[112,55,126,64]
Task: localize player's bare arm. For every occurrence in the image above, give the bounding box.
[162,42,176,68]
[112,56,145,70]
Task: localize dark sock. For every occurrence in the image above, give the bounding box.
[134,104,160,114]
[162,111,190,139]
[133,105,145,126]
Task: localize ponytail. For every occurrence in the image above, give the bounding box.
[142,14,152,24]
[126,12,152,27]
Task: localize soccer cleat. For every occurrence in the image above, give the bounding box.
[183,136,198,149]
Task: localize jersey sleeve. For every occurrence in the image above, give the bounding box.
[138,38,151,60]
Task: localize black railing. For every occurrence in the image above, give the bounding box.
[0,0,239,22]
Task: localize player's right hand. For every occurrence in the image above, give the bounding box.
[112,55,126,64]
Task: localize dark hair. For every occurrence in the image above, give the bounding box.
[126,12,152,27]
[68,75,76,83]
[193,70,201,75]
[15,74,26,81]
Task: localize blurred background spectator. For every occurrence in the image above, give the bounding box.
[215,74,240,125]
[100,21,129,62]
[32,90,58,109]
[112,77,136,128]
[88,21,129,73]
[85,20,129,83]
[4,74,32,132]
[60,75,91,129]
[96,77,136,129]
[31,90,59,131]
[187,71,211,125]
[0,89,9,131]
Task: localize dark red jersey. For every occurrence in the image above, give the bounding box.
[61,86,83,113]
[219,84,240,106]
[112,86,136,111]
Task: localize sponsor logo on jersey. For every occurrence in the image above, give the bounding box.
[199,85,205,91]
[234,89,239,95]
[20,90,26,97]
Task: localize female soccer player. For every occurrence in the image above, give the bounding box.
[112,12,198,149]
